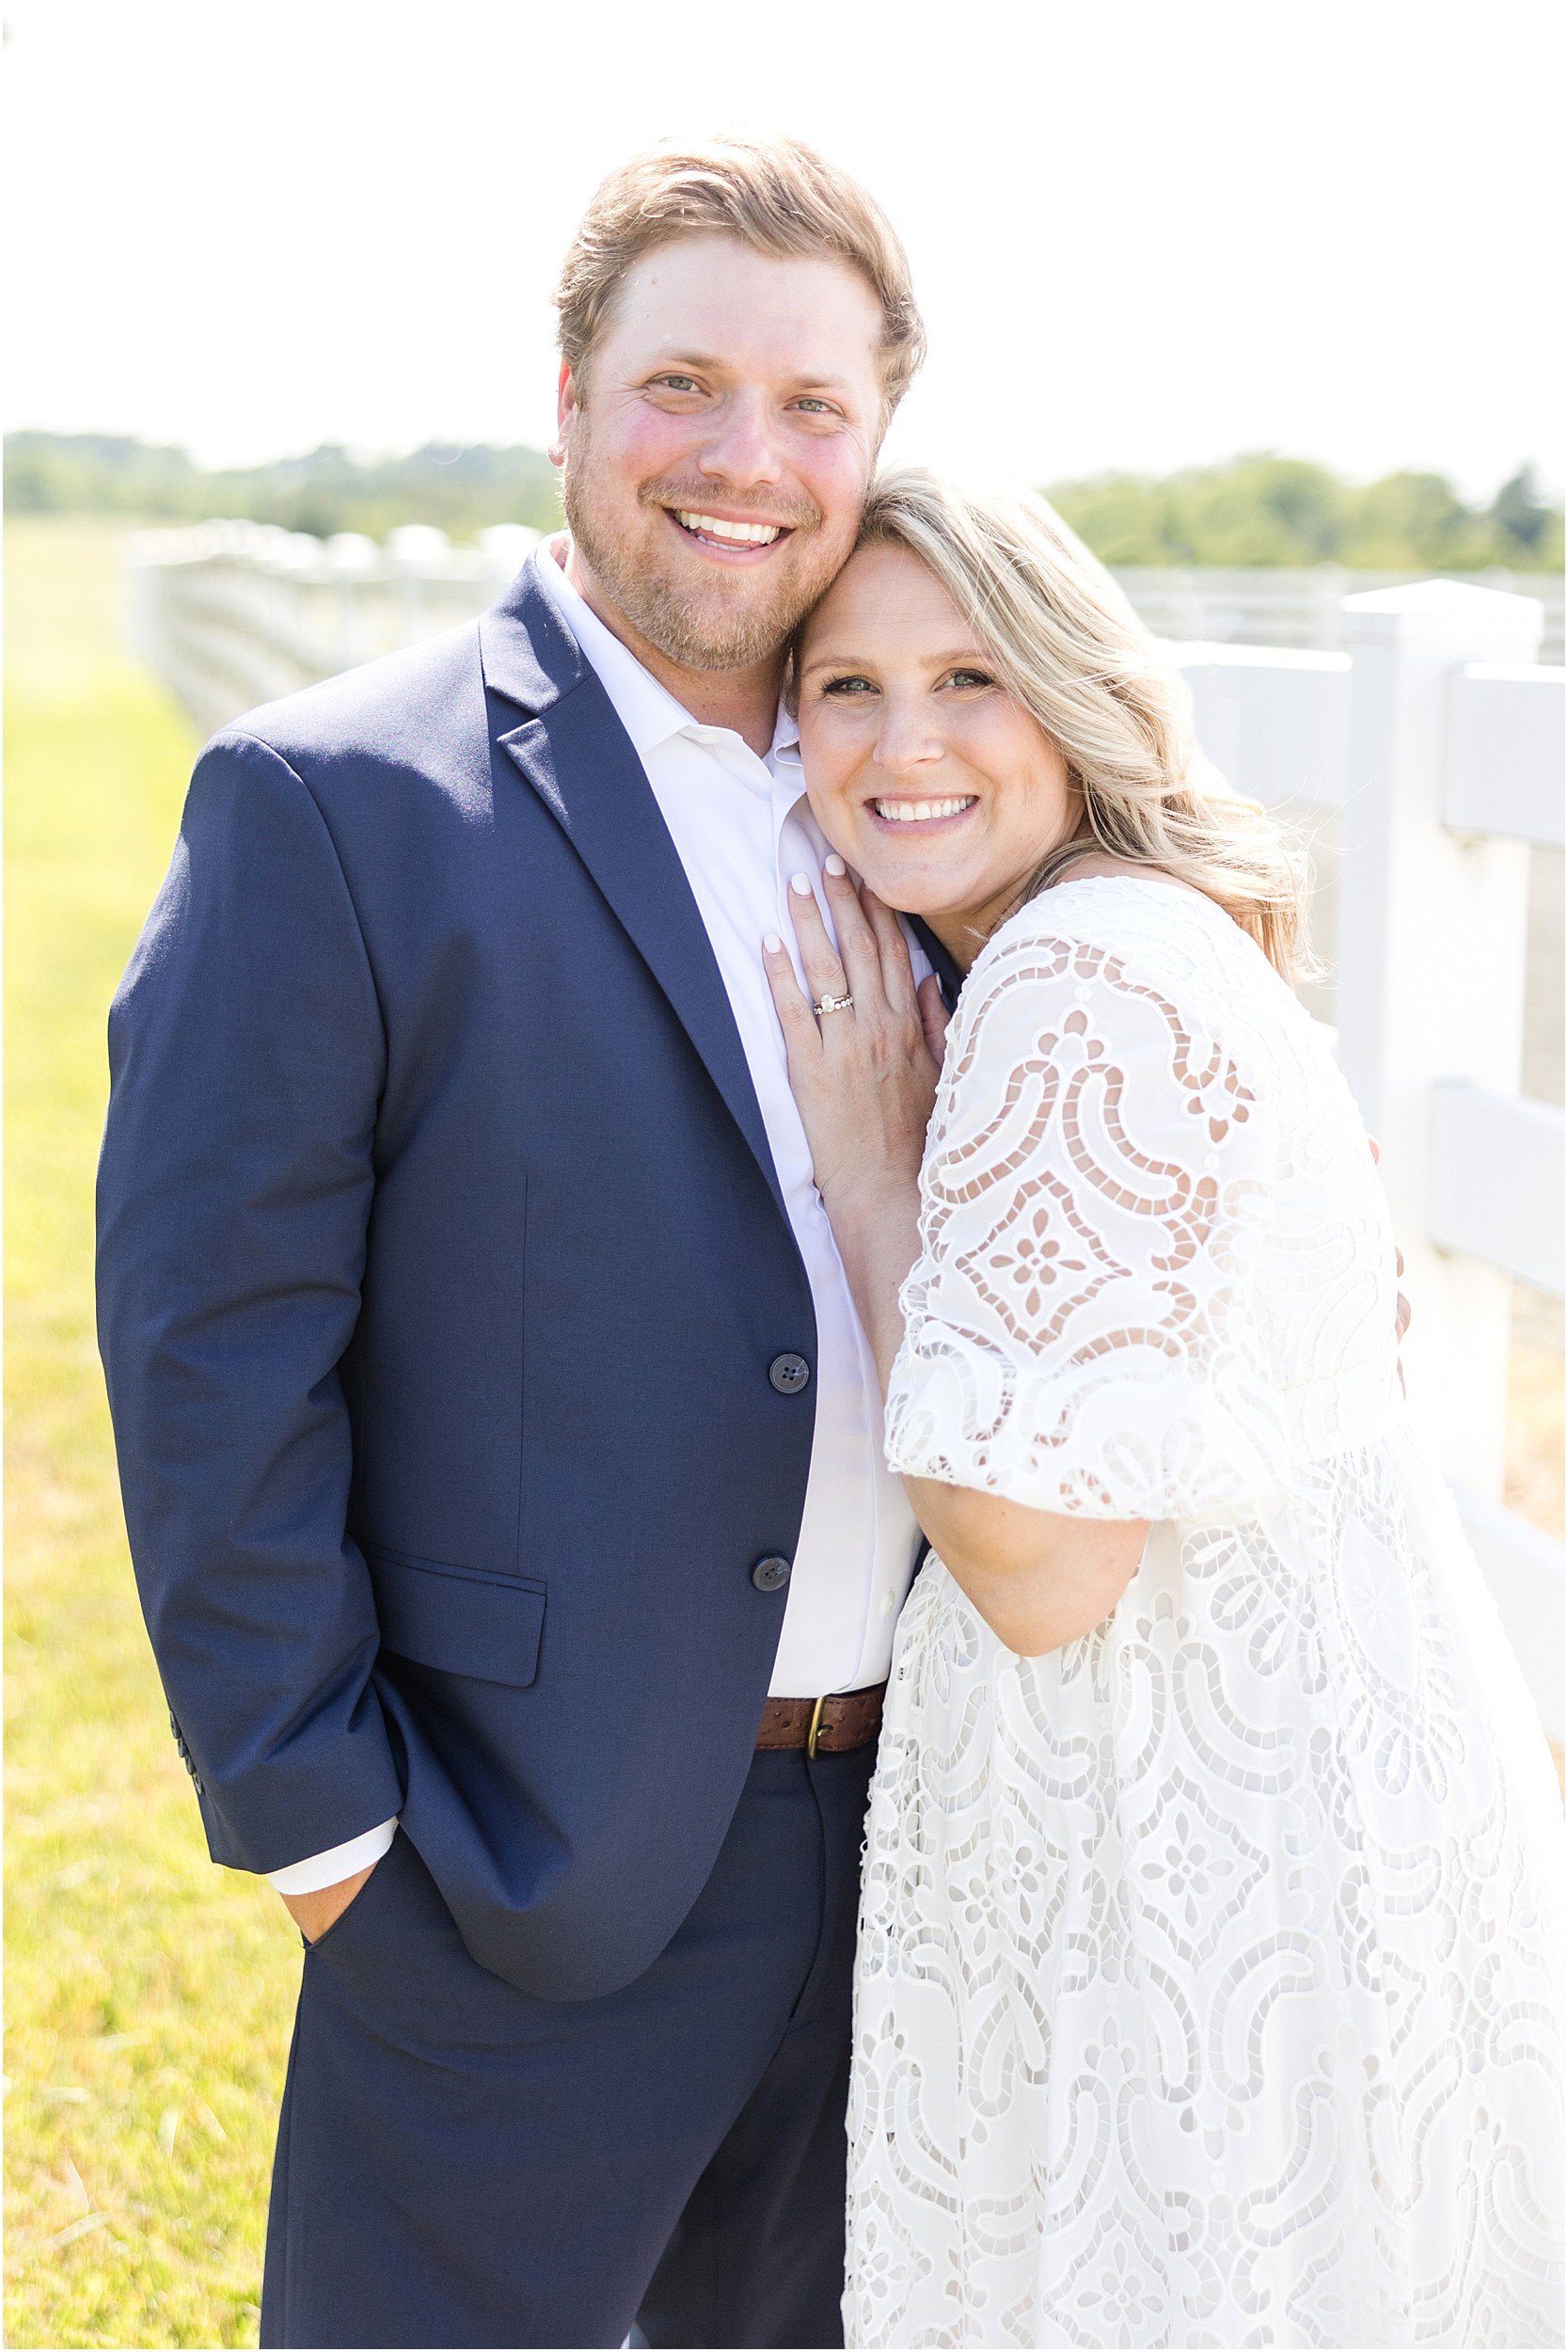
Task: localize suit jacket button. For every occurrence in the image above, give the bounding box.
[752,1555,792,1593]
[768,1353,811,1395]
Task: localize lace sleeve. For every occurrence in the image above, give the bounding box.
[885,919,1294,1523]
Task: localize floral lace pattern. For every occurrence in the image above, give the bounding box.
[847,881,1564,2348]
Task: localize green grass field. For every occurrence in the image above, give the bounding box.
[6,520,296,2350]
[5,516,1562,2349]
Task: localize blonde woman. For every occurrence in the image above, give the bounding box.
[763,469,1565,2347]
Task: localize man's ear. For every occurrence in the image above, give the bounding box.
[548,363,578,469]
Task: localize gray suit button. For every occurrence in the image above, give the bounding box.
[768,1353,811,1394]
[752,1555,792,1593]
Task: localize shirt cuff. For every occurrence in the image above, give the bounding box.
[266,1818,398,1895]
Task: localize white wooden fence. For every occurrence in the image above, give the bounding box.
[124,529,1568,1736]
[1118,565,1563,663]
[124,522,543,740]
[1179,588,1565,1735]
[125,526,1566,739]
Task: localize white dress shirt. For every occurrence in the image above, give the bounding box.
[269,541,926,1894]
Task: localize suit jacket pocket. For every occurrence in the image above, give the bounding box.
[365,1547,546,1688]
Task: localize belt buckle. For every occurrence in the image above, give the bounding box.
[805,1694,827,1760]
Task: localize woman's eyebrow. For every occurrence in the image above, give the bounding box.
[800,645,989,676]
[800,651,871,676]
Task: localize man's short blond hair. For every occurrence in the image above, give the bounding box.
[554,135,926,418]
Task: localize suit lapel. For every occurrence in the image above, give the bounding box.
[908,914,963,1010]
[482,563,787,1223]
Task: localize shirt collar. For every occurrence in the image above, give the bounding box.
[532,535,799,771]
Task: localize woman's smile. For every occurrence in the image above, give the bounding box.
[865,793,978,828]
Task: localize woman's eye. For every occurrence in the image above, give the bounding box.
[946,668,995,691]
[820,675,877,697]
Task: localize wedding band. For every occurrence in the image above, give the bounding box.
[815,992,854,1016]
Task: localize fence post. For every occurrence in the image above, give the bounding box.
[387,525,450,647]
[1335,580,1544,1499]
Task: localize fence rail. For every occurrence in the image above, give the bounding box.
[123,527,1568,1737]
[1116,564,1564,663]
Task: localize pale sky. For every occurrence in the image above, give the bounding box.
[6,0,1562,501]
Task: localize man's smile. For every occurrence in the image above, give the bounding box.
[664,505,797,561]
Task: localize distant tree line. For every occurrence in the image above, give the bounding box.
[1046,453,1562,572]
[6,432,1561,572]
[4,434,563,541]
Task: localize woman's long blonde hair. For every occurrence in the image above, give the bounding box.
[844,468,1312,977]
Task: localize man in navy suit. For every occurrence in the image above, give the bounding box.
[98,135,948,2348]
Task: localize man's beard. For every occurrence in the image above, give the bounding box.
[562,441,850,674]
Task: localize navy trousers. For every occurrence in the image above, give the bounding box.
[260,1742,876,2349]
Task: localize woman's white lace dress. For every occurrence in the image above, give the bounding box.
[846,878,1564,2349]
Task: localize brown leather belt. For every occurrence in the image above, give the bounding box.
[756,1682,885,1757]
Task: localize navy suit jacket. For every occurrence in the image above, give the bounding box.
[97,559,862,2001]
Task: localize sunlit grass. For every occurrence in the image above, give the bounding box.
[6,520,294,2350]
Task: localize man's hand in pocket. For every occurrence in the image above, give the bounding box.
[281,1862,377,1945]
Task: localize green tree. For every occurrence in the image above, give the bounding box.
[1046,451,1561,571]
[1339,471,1489,569]
[8,433,1560,572]
[1491,465,1560,559]
[3,433,562,539]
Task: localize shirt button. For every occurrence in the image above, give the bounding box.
[882,1593,896,1616]
[752,1555,792,1593]
[768,1353,811,1395]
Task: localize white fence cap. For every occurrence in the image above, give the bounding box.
[325,532,381,571]
[478,522,541,556]
[386,524,451,563]
[1345,577,1543,619]
[1342,576,1544,655]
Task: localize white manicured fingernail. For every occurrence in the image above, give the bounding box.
[825,853,847,877]
[790,872,813,897]
[764,932,784,953]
